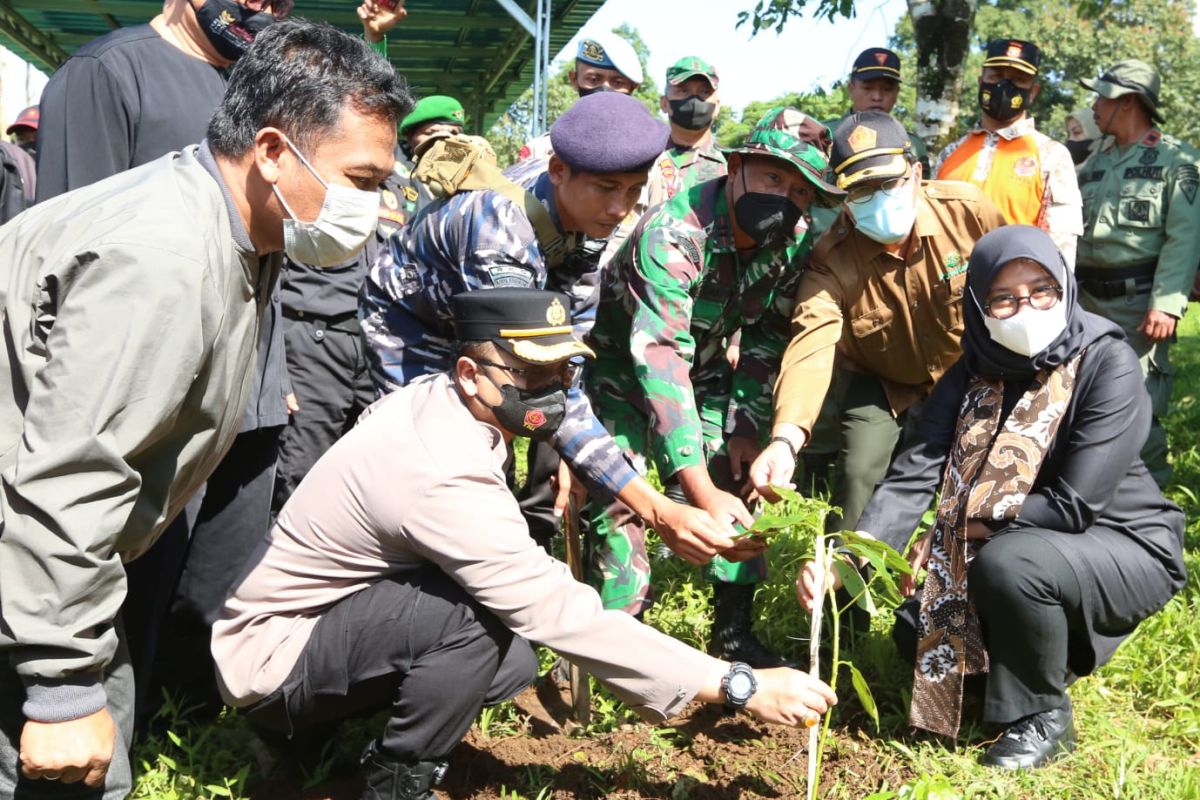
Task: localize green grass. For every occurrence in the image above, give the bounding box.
[130,306,1200,799]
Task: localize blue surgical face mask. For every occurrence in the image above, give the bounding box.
[847,177,917,244]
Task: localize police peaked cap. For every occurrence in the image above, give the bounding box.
[452,289,595,365]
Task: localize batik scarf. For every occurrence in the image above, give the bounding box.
[909,352,1083,737]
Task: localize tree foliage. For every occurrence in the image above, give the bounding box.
[487,25,661,167]
[714,86,850,148]
[741,0,1200,148]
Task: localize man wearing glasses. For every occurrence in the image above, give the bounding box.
[749,111,1007,533]
[214,289,838,800]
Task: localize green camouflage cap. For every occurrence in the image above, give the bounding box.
[1080,60,1163,122]
[666,56,719,89]
[727,106,844,203]
[399,95,466,135]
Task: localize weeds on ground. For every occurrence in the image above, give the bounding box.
[131,309,1200,798]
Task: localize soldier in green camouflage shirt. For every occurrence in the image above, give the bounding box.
[645,56,728,209]
[1077,60,1200,486]
[585,108,844,667]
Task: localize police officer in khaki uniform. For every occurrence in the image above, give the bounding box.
[748,111,1007,532]
[1076,60,1200,487]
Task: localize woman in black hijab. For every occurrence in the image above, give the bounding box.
[796,225,1187,769]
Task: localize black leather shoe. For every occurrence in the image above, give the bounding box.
[980,698,1076,770]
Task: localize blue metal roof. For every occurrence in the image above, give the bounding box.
[0,0,602,129]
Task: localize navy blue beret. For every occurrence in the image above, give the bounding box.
[550,92,669,174]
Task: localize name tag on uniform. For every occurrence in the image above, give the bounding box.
[1123,166,1165,180]
[1078,170,1106,185]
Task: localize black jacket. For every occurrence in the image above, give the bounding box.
[859,336,1187,669]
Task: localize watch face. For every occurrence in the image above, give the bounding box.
[728,672,753,698]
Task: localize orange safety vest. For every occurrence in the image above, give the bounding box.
[937,133,1046,227]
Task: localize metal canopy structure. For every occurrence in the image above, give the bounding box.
[0,0,601,132]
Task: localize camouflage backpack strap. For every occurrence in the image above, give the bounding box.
[413,134,568,267]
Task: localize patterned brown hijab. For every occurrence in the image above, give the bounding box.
[908,226,1119,737]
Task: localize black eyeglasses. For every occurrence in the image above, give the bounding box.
[474,359,581,389]
[984,284,1062,319]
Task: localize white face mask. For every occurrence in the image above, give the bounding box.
[848,175,918,244]
[974,290,1069,357]
[272,134,379,267]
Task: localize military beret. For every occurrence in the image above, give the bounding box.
[575,33,643,85]
[1081,60,1163,123]
[666,56,719,89]
[452,288,594,364]
[726,107,844,204]
[399,95,466,136]
[5,105,37,135]
[983,39,1041,76]
[550,92,669,174]
[830,110,914,189]
[851,48,902,83]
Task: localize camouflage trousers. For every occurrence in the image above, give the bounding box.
[584,371,767,616]
[1079,289,1172,487]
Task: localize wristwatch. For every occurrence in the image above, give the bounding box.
[721,661,757,710]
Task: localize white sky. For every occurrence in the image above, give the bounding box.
[562,0,910,110]
[3,1,1199,128]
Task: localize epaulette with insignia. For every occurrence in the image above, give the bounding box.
[921,179,981,200]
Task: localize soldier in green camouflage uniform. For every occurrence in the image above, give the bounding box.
[1077,60,1200,486]
[645,56,728,208]
[585,108,844,667]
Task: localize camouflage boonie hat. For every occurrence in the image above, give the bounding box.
[726,107,844,203]
[1080,59,1163,122]
[666,56,719,89]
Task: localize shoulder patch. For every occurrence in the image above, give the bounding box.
[1177,163,1199,204]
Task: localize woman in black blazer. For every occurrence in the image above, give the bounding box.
[796,225,1187,769]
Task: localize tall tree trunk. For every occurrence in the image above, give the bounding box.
[908,0,978,148]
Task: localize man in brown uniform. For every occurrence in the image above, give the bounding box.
[750,111,1007,531]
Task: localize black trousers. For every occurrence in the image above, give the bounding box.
[273,317,376,512]
[124,426,281,724]
[893,531,1086,725]
[516,439,562,548]
[246,566,538,761]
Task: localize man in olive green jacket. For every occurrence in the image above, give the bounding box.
[0,21,405,798]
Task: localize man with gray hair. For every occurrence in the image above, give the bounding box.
[0,20,408,797]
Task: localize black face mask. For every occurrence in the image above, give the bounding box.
[18,142,35,159]
[978,79,1032,122]
[1065,138,1094,165]
[193,0,276,61]
[578,85,616,98]
[668,96,716,131]
[481,376,566,442]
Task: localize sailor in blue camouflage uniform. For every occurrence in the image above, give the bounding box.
[362,91,740,558]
